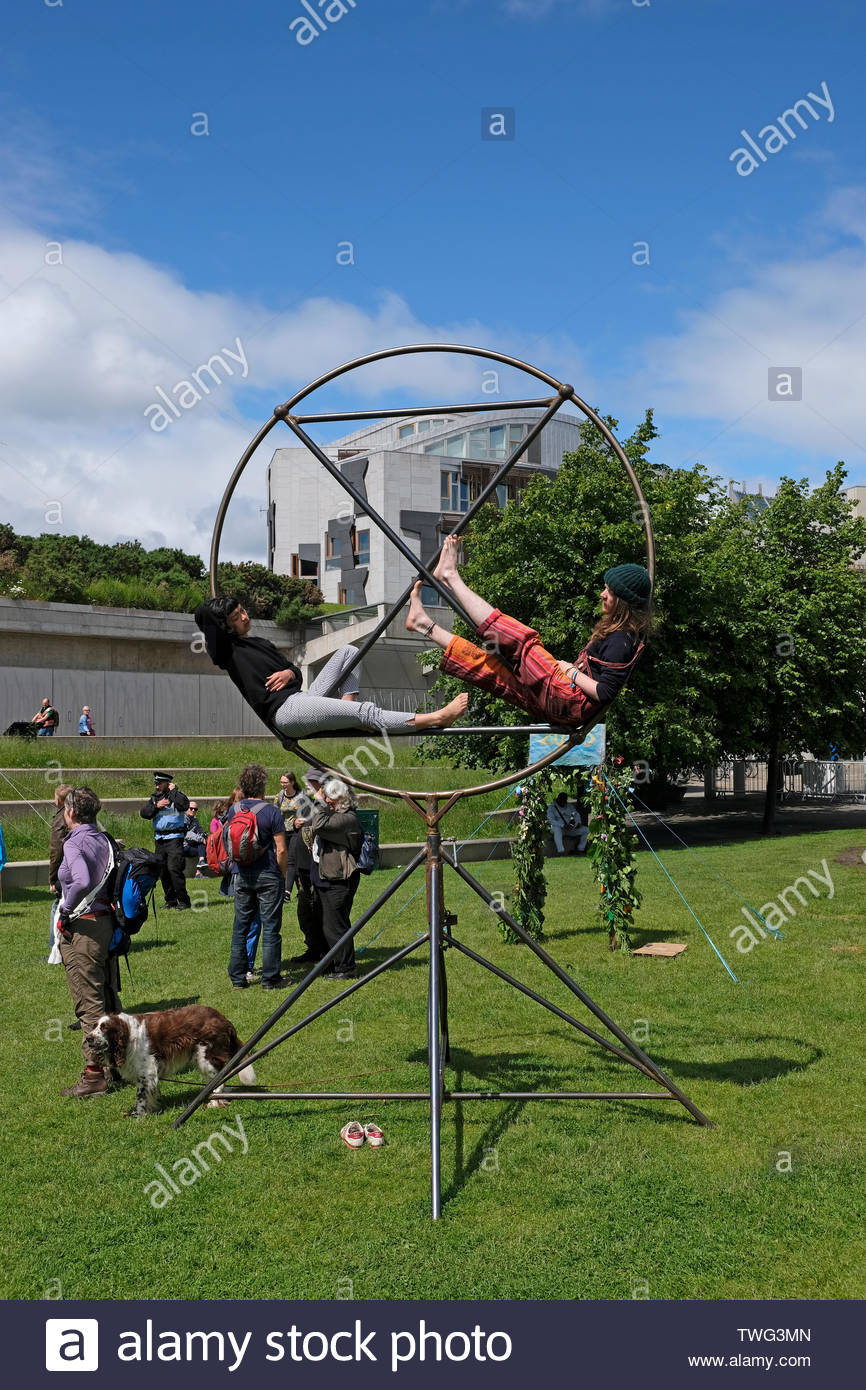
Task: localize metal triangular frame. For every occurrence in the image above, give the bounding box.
[177,346,711,1217]
[174,802,713,1218]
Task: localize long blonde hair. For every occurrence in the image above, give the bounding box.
[589,593,653,646]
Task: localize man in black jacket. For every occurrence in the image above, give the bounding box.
[139,772,191,910]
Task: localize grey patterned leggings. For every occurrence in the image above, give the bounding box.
[273,645,414,738]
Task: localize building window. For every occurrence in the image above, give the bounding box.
[424,442,441,454]
[446,433,467,458]
[291,554,319,579]
[488,424,506,459]
[496,484,507,508]
[398,423,415,439]
[469,428,488,457]
[354,529,370,566]
[337,584,348,605]
[509,424,525,448]
[441,470,469,512]
[325,533,342,570]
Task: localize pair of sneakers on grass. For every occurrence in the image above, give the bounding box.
[341,1121,384,1149]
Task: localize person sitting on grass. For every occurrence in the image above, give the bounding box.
[194,595,468,740]
[405,534,651,728]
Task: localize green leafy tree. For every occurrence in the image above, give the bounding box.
[732,466,866,832]
[0,521,324,621]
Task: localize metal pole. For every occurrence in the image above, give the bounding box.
[426,801,444,1220]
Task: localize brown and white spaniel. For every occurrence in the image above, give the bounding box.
[86,1005,256,1115]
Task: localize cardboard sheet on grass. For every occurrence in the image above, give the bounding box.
[632,942,687,958]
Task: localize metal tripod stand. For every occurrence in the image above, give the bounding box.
[174,785,712,1219]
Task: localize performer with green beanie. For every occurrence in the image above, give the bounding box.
[405,534,651,726]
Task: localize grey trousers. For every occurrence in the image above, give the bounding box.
[273,645,414,738]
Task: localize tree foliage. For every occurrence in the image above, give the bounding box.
[419,415,866,833]
[421,410,746,774]
[0,523,323,622]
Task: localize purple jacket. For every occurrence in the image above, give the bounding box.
[58,823,113,916]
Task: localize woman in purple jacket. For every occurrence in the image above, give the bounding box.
[57,787,120,1100]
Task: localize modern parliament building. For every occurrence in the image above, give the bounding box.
[266,407,586,708]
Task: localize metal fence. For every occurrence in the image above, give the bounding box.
[702,758,866,802]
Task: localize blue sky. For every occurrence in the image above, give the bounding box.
[1,0,863,559]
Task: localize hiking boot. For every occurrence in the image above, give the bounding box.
[288,951,323,965]
[261,976,291,991]
[61,1069,108,1099]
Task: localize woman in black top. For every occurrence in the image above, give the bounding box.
[404,534,651,727]
[194,598,468,739]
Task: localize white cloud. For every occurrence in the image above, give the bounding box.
[623,188,866,475]
[0,221,590,560]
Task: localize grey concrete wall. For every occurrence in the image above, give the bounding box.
[0,598,437,734]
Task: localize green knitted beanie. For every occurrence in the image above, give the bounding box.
[603,563,652,608]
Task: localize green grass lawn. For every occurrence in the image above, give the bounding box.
[2,826,864,1301]
[0,736,524,856]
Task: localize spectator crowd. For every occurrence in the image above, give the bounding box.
[47,762,366,1099]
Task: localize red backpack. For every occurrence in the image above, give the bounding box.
[206,825,231,876]
[224,800,269,868]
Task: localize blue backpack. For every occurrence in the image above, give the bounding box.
[109,844,162,958]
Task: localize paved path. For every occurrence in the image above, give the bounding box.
[632,793,866,850]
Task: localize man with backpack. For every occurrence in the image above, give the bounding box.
[56,787,121,1099]
[32,696,59,737]
[224,764,289,991]
[139,772,192,911]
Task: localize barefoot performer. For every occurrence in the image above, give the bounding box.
[405,536,651,728]
[194,596,468,739]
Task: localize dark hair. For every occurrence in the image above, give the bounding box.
[281,771,300,792]
[196,594,242,633]
[64,787,101,823]
[238,764,268,798]
[212,798,230,820]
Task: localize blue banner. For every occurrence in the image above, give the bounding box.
[529,723,605,768]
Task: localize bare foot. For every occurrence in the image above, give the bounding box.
[414,691,469,731]
[433,532,461,585]
[340,693,357,702]
[406,580,433,635]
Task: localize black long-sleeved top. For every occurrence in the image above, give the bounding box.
[194,604,302,726]
[584,631,640,704]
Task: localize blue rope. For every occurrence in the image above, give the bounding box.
[602,773,740,983]
[628,787,783,938]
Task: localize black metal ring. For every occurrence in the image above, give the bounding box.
[209,343,654,802]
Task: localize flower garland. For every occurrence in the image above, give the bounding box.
[586,761,642,952]
[504,768,554,943]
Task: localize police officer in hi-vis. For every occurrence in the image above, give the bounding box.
[139,771,191,910]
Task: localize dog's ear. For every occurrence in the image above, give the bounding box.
[105,1016,128,1068]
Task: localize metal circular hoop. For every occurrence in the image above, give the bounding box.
[209,343,655,803]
